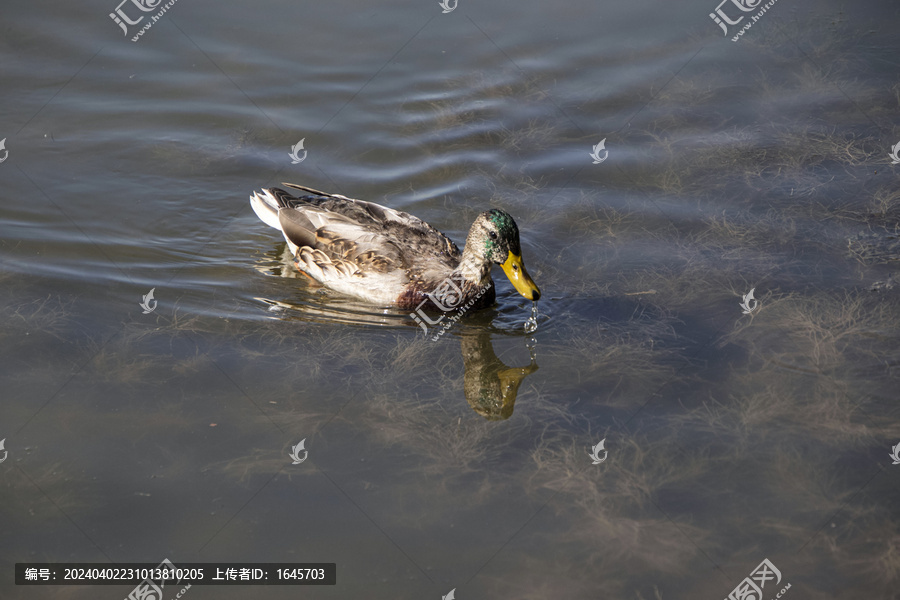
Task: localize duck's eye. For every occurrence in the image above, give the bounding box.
[489,231,498,240]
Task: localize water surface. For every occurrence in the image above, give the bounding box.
[2,0,900,598]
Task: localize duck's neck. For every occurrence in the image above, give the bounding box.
[456,243,492,288]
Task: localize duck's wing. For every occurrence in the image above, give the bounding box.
[250,185,461,305]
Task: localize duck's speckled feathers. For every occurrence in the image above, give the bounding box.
[250,184,495,309]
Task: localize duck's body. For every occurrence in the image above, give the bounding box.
[250,183,540,311]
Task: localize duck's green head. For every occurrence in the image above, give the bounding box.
[470,209,541,301]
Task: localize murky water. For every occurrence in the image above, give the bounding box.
[2,0,900,598]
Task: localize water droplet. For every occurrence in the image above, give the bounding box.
[524,301,539,334]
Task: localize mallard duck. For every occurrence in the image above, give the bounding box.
[249,183,541,311]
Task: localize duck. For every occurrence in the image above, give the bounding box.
[249,183,541,312]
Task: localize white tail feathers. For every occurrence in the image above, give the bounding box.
[250,190,282,230]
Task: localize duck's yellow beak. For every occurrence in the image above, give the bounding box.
[501,252,541,301]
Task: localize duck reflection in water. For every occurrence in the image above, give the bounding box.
[460,329,538,420]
